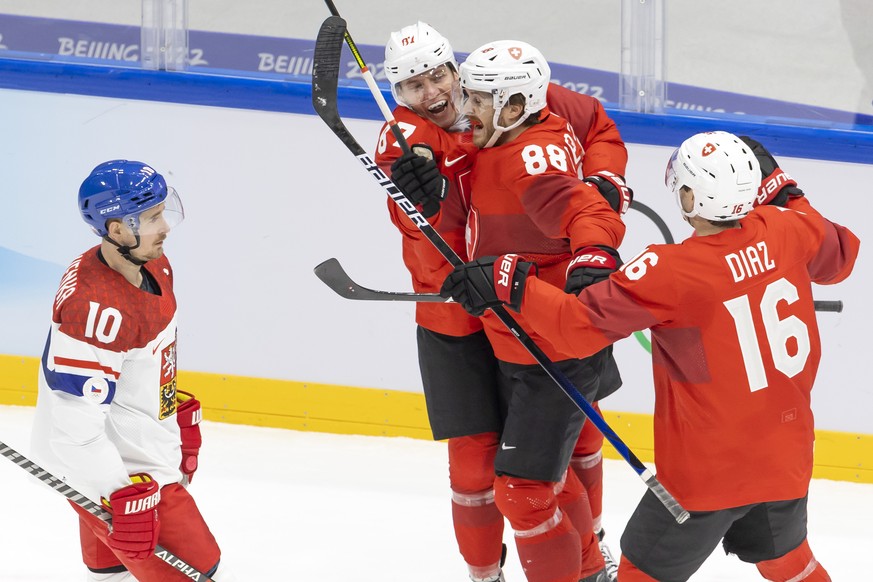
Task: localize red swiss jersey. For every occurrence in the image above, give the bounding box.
[519,198,860,510]
[374,89,627,341]
[375,106,481,336]
[468,107,626,364]
[546,83,628,176]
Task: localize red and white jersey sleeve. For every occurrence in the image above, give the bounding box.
[520,203,859,510]
[546,83,628,176]
[374,106,482,336]
[30,246,183,503]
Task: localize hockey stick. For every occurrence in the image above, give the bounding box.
[813,300,843,313]
[315,258,450,303]
[0,440,214,581]
[313,14,690,524]
[316,257,845,313]
[323,0,411,156]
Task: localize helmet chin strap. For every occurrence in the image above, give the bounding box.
[483,100,529,148]
[103,234,148,266]
[676,188,699,219]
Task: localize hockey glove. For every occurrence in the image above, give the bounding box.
[390,144,449,218]
[565,246,621,295]
[583,171,633,215]
[440,255,537,316]
[176,390,202,484]
[103,474,161,561]
[739,136,804,207]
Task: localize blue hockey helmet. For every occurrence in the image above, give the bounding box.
[78,160,183,237]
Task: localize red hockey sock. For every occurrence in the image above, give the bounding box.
[448,434,503,578]
[572,405,605,532]
[556,470,604,578]
[495,475,581,582]
[452,491,505,578]
[514,512,581,582]
[756,539,831,581]
[618,554,659,581]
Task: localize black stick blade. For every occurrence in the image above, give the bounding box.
[312,16,365,156]
[314,258,450,303]
[314,258,361,300]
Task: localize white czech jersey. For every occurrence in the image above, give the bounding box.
[30,246,183,503]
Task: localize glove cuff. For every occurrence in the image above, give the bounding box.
[757,168,798,206]
[567,246,620,277]
[104,474,160,514]
[493,254,535,311]
[176,391,202,428]
[583,171,633,214]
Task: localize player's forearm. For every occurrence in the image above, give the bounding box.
[566,207,626,251]
[519,276,612,359]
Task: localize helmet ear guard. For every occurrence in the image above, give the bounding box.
[665,131,761,221]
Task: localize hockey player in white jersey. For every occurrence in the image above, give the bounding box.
[30,161,236,581]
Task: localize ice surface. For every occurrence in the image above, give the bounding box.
[1,405,869,580]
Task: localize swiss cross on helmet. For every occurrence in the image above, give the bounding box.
[78,160,182,237]
[665,131,761,221]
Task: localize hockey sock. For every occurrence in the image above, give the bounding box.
[452,490,505,579]
[448,434,504,578]
[756,539,831,581]
[617,554,659,581]
[570,449,603,533]
[557,470,605,579]
[571,406,605,533]
[495,475,581,582]
[514,511,581,582]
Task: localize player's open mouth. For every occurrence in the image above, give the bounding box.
[469,118,483,130]
[427,99,449,114]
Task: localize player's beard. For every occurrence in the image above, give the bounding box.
[468,115,494,148]
[135,237,166,262]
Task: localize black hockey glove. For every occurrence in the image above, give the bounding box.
[583,171,634,215]
[440,255,537,316]
[739,136,805,207]
[565,246,621,295]
[390,144,449,218]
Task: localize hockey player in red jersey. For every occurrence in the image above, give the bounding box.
[376,26,502,581]
[441,132,860,581]
[451,40,625,582]
[377,24,627,582]
[30,161,237,581]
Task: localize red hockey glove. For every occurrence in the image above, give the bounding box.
[565,246,621,295]
[176,390,202,484]
[583,171,633,215]
[739,136,805,207]
[440,254,537,316]
[390,144,449,218]
[103,474,161,561]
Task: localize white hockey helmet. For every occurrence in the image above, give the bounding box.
[384,21,458,107]
[459,40,550,140]
[665,131,761,221]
